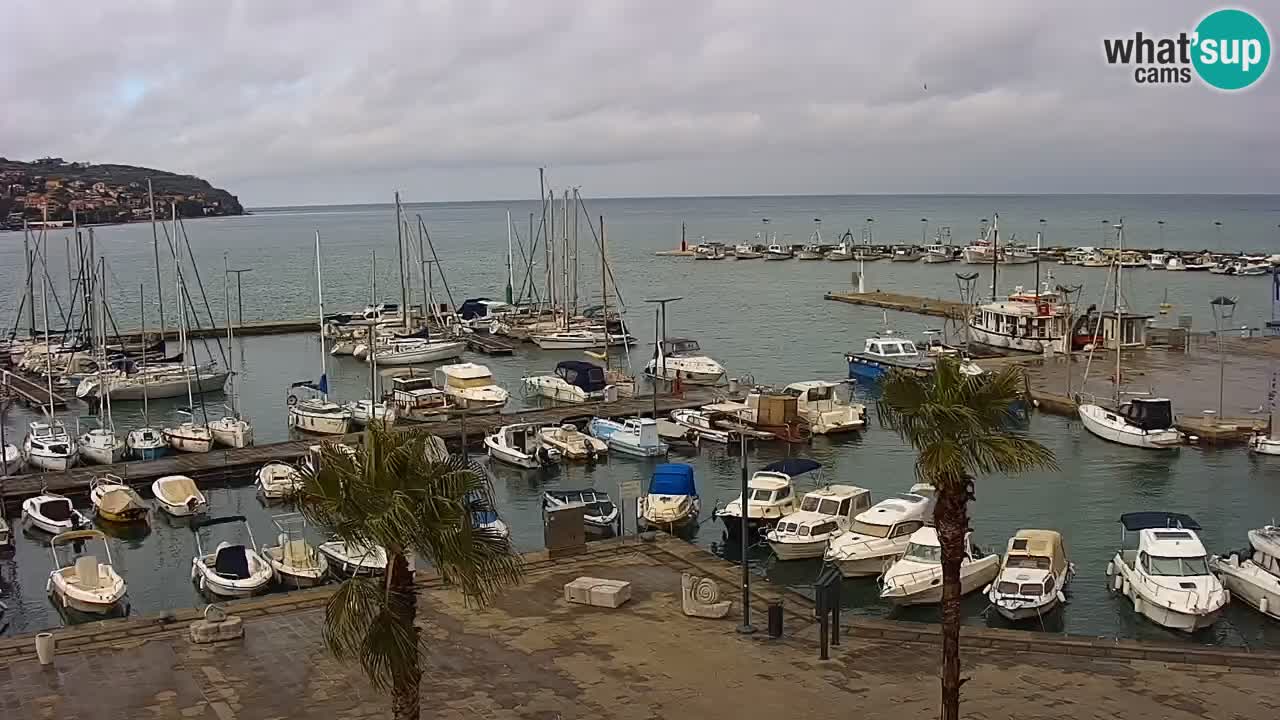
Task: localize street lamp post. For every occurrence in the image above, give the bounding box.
[1210,295,1238,419]
[920,218,928,244]
[737,409,754,635]
[1157,220,1165,248]
[643,297,682,418]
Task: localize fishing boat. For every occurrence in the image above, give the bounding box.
[190,515,274,598]
[1210,525,1280,621]
[766,484,872,560]
[879,527,1001,606]
[151,474,208,516]
[1000,244,1038,265]
[261,513,329,588]
[1147,252,1169,270]
[986,529,1074,622]
[434,362,509,414]
[1105,512,1227,632]
[844,334,936,382]
[763,242,794,260]
[715,459,818,537]
[694,243,728,260]
[256,462,303,499]
[22,493,90,535]
[797,244,826,261]
[539,424,608,462]
[485,422,562,468]
[643,338,726,385]
[588,417,667,457]
[638,463,699,530]
[386,372,452,423]
[543,489,618,533]
[319,540,389,577]
[782,380,865,434]
[823,485,935,577]
[733,243,764,259]
[89,475,149,524]
[46,530,127,614]
[922,242,956,263]
[523,360,610,403]
[24,419,79,471]
[1184,253,1216,271]
[891,245,925,262]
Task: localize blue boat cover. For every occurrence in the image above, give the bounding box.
[556,361,606,392]
[458,298,494,320]
[1120,512,1201,532]
[472,510,499,525]
[762,458,821,477]
[649,463,696,496]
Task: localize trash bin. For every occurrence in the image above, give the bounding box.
[767,600,783,638]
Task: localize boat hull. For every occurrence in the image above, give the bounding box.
[1213,561,1280,620]
[288,408,352,435]
[49,585,124,615]
[78,441,125,466]
[881,559,1000,606]
[209,420,254,448]
[1078,404,1181,449]
[967,325,1058,354]
[1108,558,1226,632]
[79,372,230,401]
[1249,435,1280,455]
[832,553,898,578]
[769,538,829,561]
[370,341,466,365]
[164,430,214,454]
[990,597,1061,622]
[24,450,78,472]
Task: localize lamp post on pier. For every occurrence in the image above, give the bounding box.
[1210,295,1238,419]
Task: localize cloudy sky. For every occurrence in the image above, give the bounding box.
[2,1,1276,205]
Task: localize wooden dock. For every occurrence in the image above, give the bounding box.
[1,369,70,409]
[466,334,517,356]
[824,291,969,319]
[0,391,716,506]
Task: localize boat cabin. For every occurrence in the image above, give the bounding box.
[555,361,607,393]
[971,300,1070,342]
[772,484,871,538]
[994,529,1068,596]
[1117,512,1211,575]
[458,298,514,322]
[783,380,840,408]
[434,363,498,390]
[1099,311,1153,349]
[863,337,921,359]
[1117,398,1174,431]
[544,489,617,524]
[848,491,933,540]
[901,527,984,565]
[498,423,543,455]
[1246,526,1280,576]
[658,338,703,357]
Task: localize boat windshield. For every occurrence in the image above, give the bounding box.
[1145,555,1210,577]
[849,520,891,538]
[1007,555,1051,570]
[903,542,942,564]
[800,496,821,512]
[818,498,841,515]
[448,375,495,389]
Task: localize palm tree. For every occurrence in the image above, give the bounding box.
[299,425,522,720]
[879,358,1055,720]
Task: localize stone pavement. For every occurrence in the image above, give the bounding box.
[1,538,1277,719]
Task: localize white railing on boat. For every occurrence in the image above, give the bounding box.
[1128,570,1228,613]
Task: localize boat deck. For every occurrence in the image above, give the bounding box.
[824,290,969,319]
[465,333,517,355]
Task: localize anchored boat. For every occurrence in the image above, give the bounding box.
[89,475,150,524]
[638,463,700,530]
[46,530,128,614]
[191,515,274,598]
[1105,512,1227,633]
[767,484,872,561]
[485,422,562,469]
[824,485,936,577]
[986,529,1074,622]
[879,527,1000,606]
[588,417,667,457]
[524,360,610,403]
[1211,525,1280,621]
[715,459,818,537]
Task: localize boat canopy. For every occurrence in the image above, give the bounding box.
[1005,529,1067,575]
[555,361,606,392]
[472,510,499,525]
[1120,511,1200,532]
[1121,398,1173,431]
[51,529,106,545]
[763,458,821,477]
[649,464,696,496]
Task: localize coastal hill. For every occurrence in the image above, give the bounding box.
[0,156,244,229]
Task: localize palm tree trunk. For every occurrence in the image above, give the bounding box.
[934,486,969,720]
[388,551,421,720]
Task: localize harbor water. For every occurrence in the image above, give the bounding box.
[2,195,1280,646]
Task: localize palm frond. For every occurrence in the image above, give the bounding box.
[322,575,419,690]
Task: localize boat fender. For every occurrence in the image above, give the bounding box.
[1056,591,1067,605]
[983,584,992,595]
[1261,596,1269,615]
[287,394,298,407]
[1112,574,1123,592]
[1105,561,1114,577]
[1122,578,1130,597]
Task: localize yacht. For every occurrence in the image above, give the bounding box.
[845,334,935,382]
[47,530,128,615]
[1078,397,1182,450]
[637,463,700,530]
[523,360,610,403]
[1106,512,1227,632]
[766,484,872,560]
[824,485,935,577]
[484,422,562,469]
[1210,525,1280,621]
[986,529,1074,622]
[434,363,509,414]
[588,417,667,457]
[643,338,726,385]
[1147,252,1169,270]
[879,527,1001,606]
[538,424,608,462]
[782,380,866,434]
[24,420,79,471]
[715,459,817,537]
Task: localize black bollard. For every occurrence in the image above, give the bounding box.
[767,600,783,638]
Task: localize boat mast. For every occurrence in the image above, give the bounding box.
[601,214,610,368]
[223,253,239,419]
[990,213,999,302]
[148,178,165,338]
[370,251,379,401]
[139,283,150,426]
[394,192,408,331]
[24,222,36,337]
[505,210,515,305]
[174,202,194,414]
[571,191,579,316]
[562,190,570,330]
[41,275,54,420]
[1114,220,1123,402]
[98,256,114,432]
[547,188,555,315]
[315,231,330,402]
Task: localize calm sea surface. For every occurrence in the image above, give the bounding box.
[2,195,1279,645]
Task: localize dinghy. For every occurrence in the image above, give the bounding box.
[484,423,562,469]
[151,475,208,516]
[318,540,389,577]
[22,493,90,535]
[261,514,329,588]
[256,462,303,500]
[2,442,22,475]
[46,530,127,614]
[89,475,150,524]
[190,515,273,597]
[543,489,619,533]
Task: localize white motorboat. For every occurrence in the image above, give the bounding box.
[288,398,353,436]
[1210,525,1280,621]
[1078,397,1182,450]
[126,427,170,460]
[1106,512,1227,632]
[318,540,389,577]
[191,515,274,598]
[524,360,610,403]
[539,423,608,462]
[434,363,509,414]
[715,459,818,536]
[1147,252,1169,269]
[485,422,562,469]
[0,515,10,548]
[209,416,254,448]
[261,513,329,588]
[782,381,865,434]
[825,485,936,577]
[75,367,230,401]
[968,296,1070,354]
[530,329,633,350]
[22,493,90,535]
[669,408,738,444]
[638,463,700,530]
[89,475,150,524]
[643,338,726,385]
[734,244,764,259]
[256,462,303,499]
[368,337,466,365]
[767,484,872,561]
[1165,255,1187,271]
[23,420,79,471]
[588,417,668,457]
[46,530,128,614]
[1249,433,1280,455]
[78,427,126,465]
[346,398,397,428]
[986,529,1074,622]
[162,420,215,454]
[471,505,511,540]
[543,489,619,532]
[151,474,208,516]
[386,372,453,423]
[1248,394,1280,455]
[2,442,21,475]
[879,527,1001,606]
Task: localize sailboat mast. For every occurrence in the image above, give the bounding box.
[571,191,579,316]
[505,210,515,305]
[99,257,113,430]
[223,253,238,418]
[173,203,194,412]
[1114,221,1123,400]
[562,190,570,330]
[148,178,165,337]
[370,251,379,399]
[990,213,999,302]
[41,276,54,420]
[394,192,408,330]
[140,283,150,426]
[24,223,36,337]
[601,215,610,368]
[547,189,555,313]
[315,231,329,401]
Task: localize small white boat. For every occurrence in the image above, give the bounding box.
[89,475,150,524]
[3,442,24,475]
[1165,256,1186,271]
[879,527,1001,606]
[734,244,764,259]
[1147,252,1169,269]
[288,397,353,435]
[485,422,562,468]
[151,474,208,516]
[531,330,605,350]
[1105,512,1227,632]
[0,515,12,549]
[191,515,274,598]
[544,489,618,532]
[986,529,1074,622]
[1078,397,1181,450]
[209,416,254,448]
[23,420,79,471]
[588,417,668,457]
[638,463,700,530]
[669,408,737,444]
[261,513,329,588]
[77,428,126,465]
[825,485,936,577]
[767,484,872,560]
[643,338,726,385]
[435,363,510,414]
[368,337,466,365]
[162,421,215,454]
[796,244,826,261]
[1210,525,1280,621]
[386,372,453,423]
[890,245,925,262]
[539,424,608,462]
[715,459,817,536]
[783,381,865,434]
[126,427,169,460]
[523,361,610,403]
[472,507,511,540]
[256,462,303,499]
[46,530,127,614]
[763,243,793,260]
[22,493,90,535]
[318,540,389,577]
[346,398,397,428]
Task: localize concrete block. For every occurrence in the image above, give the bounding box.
[564,577,632,608]
[189,616,244,644]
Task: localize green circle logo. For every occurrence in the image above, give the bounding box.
[1192,9,1270,90]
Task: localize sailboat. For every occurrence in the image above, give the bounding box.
[288,231,353,436]
[209,255,254,448]
[126,284,171,460]
[162,204,215,454]
[347,252,397,428]
[1077,221,1182,450]
[23,277,79,471]
[1249,369,1280,455]
[78,256,126,465]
